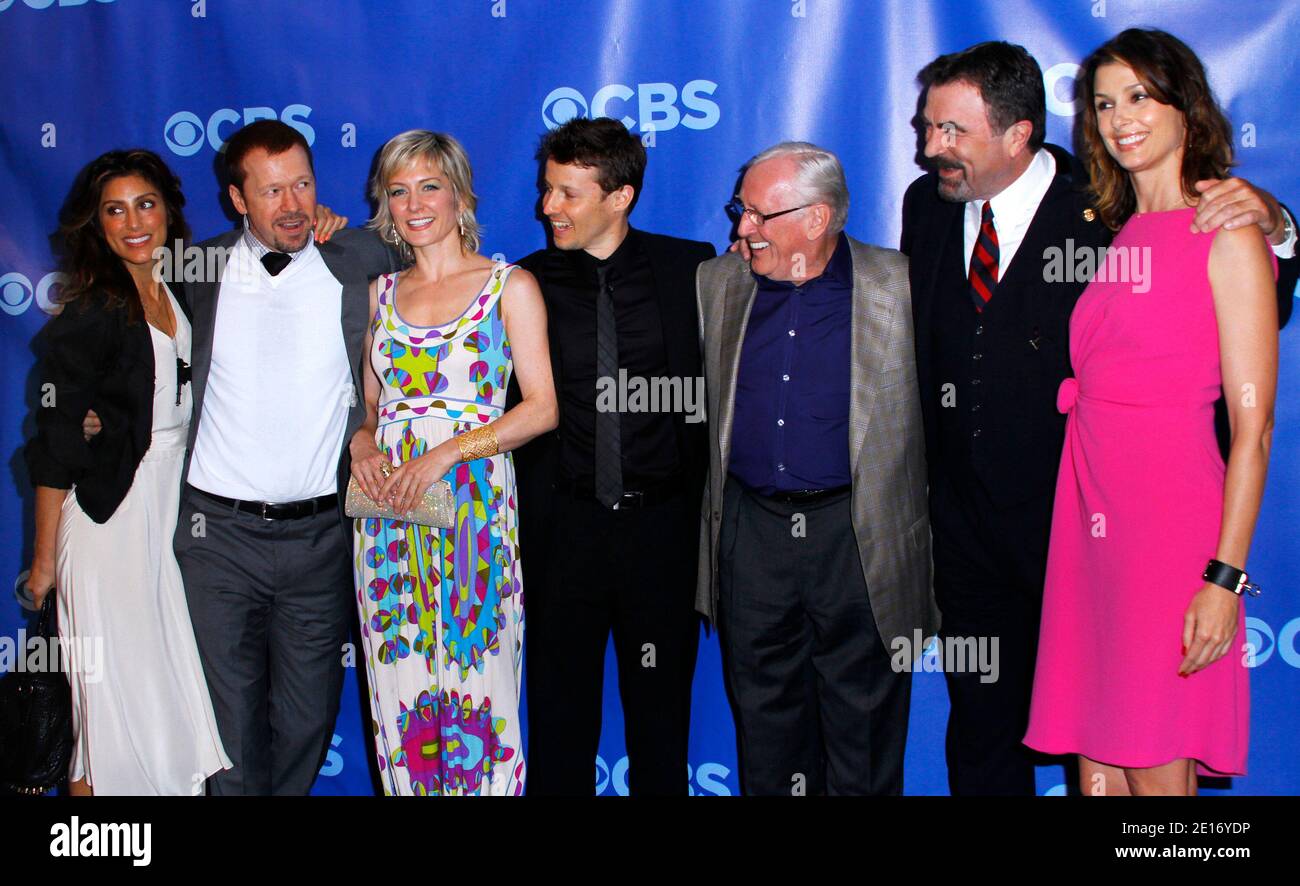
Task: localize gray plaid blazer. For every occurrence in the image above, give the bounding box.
[694,235,939,650]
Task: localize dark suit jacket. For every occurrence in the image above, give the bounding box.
[182,227,398,526]
[902,143,1297,507]
[26,286,194,523]
[509,228,716,592]
[903,144,1104,507]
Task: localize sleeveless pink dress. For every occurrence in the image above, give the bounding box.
[1023,208,1269,777]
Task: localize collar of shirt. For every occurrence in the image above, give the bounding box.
[567,226,642,285]
[241,216,314,265]
[754,231,851,292]
[963,148,1056,275]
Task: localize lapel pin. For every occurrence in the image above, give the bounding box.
[1082,208,1097,222]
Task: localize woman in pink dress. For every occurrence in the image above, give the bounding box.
[1023,28,1278,795]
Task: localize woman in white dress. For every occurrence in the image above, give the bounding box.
[24,149,230,795]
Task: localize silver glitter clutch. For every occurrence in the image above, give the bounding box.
[344,461,455,528]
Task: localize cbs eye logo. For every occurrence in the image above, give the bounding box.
[1245,616,1300,668]
[542,88,588,130]
[542,80,720,133]
[0,271,63,316]
[164,105,315,157]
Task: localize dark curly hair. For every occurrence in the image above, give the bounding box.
[57,149,190,322]
[1079,28,1234,230]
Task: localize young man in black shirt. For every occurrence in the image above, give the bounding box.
[514,117,715,795]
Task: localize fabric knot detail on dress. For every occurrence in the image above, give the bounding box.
[1057,377,1079,414]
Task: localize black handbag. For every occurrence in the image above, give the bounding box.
[0,592,73,795]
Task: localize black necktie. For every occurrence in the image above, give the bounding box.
[261,251,291,276]
[594,264,623,508]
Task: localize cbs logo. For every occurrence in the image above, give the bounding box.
[0,271,63,316]
[1042,62,1086,117]
[318,733,345,778]
[1245,616,1300,668]
[593,754,732,795]
[0,0,113,10]
[164,105,315,157]
[542,80,720,133]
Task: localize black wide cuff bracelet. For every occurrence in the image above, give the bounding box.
[1203,559,1262,597]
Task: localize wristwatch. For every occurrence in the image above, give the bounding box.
[1275,207,1296,248]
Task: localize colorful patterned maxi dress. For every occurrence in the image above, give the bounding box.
[354,262,525,795]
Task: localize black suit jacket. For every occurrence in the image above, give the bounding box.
[903,143,1297,508]
[26,285,194,523]
[509,228,716,587]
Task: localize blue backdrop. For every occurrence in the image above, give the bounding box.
[1,0,1296,796]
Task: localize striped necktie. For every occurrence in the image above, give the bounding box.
[968,201,999,312]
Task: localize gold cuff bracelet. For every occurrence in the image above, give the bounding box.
[457,425,499,462]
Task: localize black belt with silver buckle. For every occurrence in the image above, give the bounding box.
[760,483,852,505]
[188,485,339,521]
[554,476,685,510]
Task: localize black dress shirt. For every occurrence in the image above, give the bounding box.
[542,229,680,488]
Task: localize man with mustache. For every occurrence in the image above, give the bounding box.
[902,41,1297,795]
[172,120,397,794]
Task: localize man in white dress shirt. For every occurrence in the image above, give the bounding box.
[173,120,395,795]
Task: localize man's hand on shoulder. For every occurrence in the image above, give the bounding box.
[1192,177,1285,244]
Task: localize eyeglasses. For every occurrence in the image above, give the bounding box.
[725,197,812,228]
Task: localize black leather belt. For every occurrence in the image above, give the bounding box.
[554,476,686,510]
[188,485,339,521]
[759,483,852,505]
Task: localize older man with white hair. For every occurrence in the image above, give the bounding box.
[696,142,938,795]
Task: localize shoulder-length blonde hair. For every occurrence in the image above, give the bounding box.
[366,130,482,259]
[1079,28,1234,231]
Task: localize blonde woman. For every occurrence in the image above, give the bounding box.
[348,131,556,795]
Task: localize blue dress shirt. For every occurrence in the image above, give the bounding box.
[729,233,853,495]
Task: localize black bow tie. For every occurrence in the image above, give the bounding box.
[261,252,291,276]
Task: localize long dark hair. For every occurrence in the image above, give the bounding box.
[1079,28,1234,230]
[57,149,190,322]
